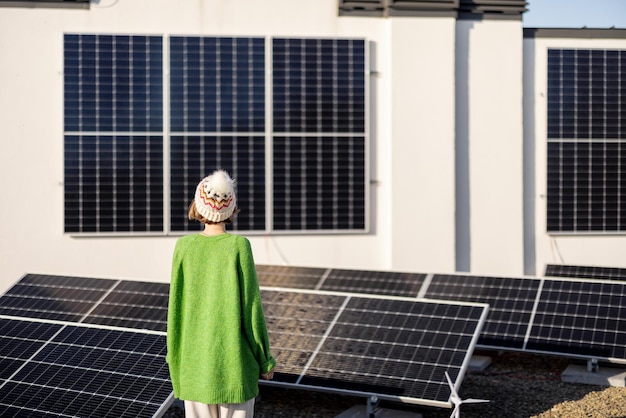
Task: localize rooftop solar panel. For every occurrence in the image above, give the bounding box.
[320,268,426,297]
[545,264,626,281]
[0,274,488,411]
[255,265,327,289]
[83,281,169,332]
[261,289,489,408]
[0,274,168,333]
[256,265,427,297]
[525,278,626,361]
[0,318,173,418]
[255,265,626,364]
[424,274,542,350]
[0,274,115,322]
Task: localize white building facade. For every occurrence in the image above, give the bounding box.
[0,0,624,292]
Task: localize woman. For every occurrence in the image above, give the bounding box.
[167,169,276,418]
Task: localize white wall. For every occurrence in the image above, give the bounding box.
[525,35,626,274]
[457,18,525,276]
[389,17,457,273]
[0,0,464,294]
[10,1,620,296]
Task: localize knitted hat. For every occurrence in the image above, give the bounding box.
[194,170,237,223]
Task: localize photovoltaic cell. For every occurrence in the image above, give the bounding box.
[545,264,626,281]
[424,274,542,349]
[0,318,172,418]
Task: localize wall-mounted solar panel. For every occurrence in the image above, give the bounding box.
[545,264,626,281]
[169,36,267,233]
[0,318,172,418]
[261,288,489,408]
[272,38,367,232]
[64,34,164,234]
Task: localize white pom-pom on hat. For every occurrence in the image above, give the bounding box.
[194,170,237,222]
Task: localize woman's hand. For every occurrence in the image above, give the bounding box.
[261,368,275,380]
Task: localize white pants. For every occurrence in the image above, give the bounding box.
[183,398,255,418]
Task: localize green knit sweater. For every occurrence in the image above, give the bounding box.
[166,233,276,404]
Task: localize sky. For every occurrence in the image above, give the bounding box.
[523,0,626,28]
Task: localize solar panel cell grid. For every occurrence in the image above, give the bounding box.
[526,279,626,359]
[425,274,541,349]
[545,264,626,281]
[321,269,425,297]
[300,297,487,404]
[256,265,327,289]
[0,321,171,418]
[85,282,169,332]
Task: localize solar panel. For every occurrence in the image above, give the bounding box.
[423,274,626,364]
[0,317,172,418]
[83,280,169,332]
[424,274,542,350]
[64,34,164,234]
[0,274,168,333]
[271,37,367,232]
[257,265,626,364]
[525,278,626,361]
[256,265,328,289]
[261,289,489,407]
[546,48,626,233]
[545,264,626,281]
[321,269,426,297]
[0,274,116,322]
[256,265,427,297]
[0,274,489,411]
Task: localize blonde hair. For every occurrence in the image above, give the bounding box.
[188,201,239,225]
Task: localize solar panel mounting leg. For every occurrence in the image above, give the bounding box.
[366,395,380,418]
[587,358,599,373]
